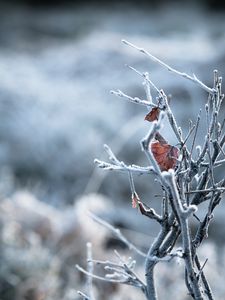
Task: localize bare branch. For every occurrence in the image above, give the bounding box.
[163,170,203,299]
[190,110,201,158]
[143,72,153,104]
[94,158,155,175]
[86,243,95,300]
[77,291,91,300]
[90,41,224,300]
[126,65,161,94]
[110,89,155,107]
[88,212,147,258]
[76,264,126,283]
[122,39,215,94]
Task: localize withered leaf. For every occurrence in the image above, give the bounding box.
[145,107,160,122]
[150,140,179,171]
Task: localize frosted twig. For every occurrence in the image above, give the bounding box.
[197,73,219,165]
[76,264,126,283]
[122,39,215,95]
[77,243,95,300]
[86,243,95,300]
[160,90,184,144]
[95,144,157,176]
[77,291,90,300]
[190,110,201,158]
[128,171,136,195]
[163,170,203,299]
[90,41,224,300]
[88,212,147,257]
[183,124,196,146]
[78,251,148,297]
[201,158,225,167]
[185,187,225,194]
[141,112,165,176]
[143,72,153,104]
[126,65,161,94]
[94,158,155,175]
[195,256,215,300]
[110,89,155,107]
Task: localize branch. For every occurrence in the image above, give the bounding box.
[86,243,95,300]
[94,144,157,176]
[88,212,147,258]
[94,159,155,175]
[122,39,215,95]
[110,89,155,107]
[77,250,149,297]
[160,89,184,144]
[77,291,91,300]
[76,264,126,283]
[141,112,165,176]
[163,170,203,300]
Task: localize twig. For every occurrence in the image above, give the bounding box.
[78,251,148,297]
[89,41,224,300]
[76,264,126,283]
[77,291,90,300]
[160,89,184,144]
[141,112,165,177]
[122,39,215,94]
[88,212,147,257]
[110,89,155,107]
[190,110,201,158]
[94,158,155,175]
[126,65,161,94]
[195,255,214,300]
[183,124,196,146]
[164,170,203,300]
[86,243,95,300]
[143,72,153,104]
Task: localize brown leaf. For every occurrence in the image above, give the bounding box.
[145,107,160,122]
[150,140,179,171]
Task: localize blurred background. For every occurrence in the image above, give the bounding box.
[0,0,225,299]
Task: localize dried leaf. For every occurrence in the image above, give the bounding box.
[145,107,160,122]
[150,139,179,171]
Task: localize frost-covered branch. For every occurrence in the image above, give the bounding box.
[122,39,215,94]
[77,41,224,300]
[89,212,147,257]
[110,89,155,107]
[94,144,156,176]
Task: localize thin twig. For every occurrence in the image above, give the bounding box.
[88,212,147,257]
[126,65,161,94]
[76,265,126,283]
[86,243,95,300]
[94,158,155,175]
[110,89,155,107]
[77,291,90,300]
[190,110,201,158]
[122,39,215,94]
[143,72,153,104]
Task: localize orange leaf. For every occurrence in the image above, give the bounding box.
[145,107,160,122]
[150,140,179,171]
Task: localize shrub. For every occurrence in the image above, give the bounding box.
[77,40,225,300]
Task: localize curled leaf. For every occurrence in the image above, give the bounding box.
[150,139,179,171]
[145,107,160,122]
